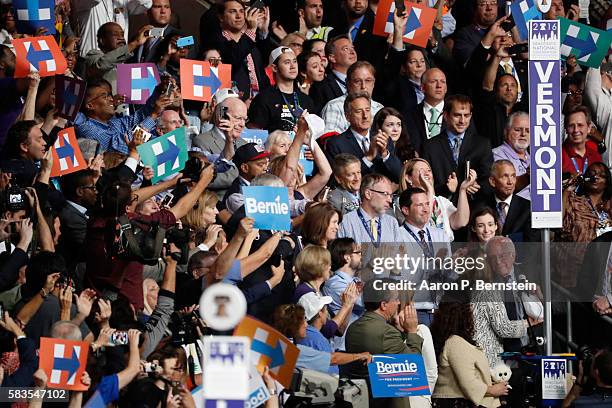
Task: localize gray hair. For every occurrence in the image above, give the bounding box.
[504,111,529,132]
[490,159,516,177]
[359,173,389,199]
[51,321,82,341]
[265,130,290,151]
[343,91,371,117]
[251,173,285,187]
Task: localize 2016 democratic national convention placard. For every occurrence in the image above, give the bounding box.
[243,186,291,232]
[367,354,430,398]
[39,337,89,391]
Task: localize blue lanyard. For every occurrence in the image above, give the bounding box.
[279,89,303,120]
[403,224,433,256]
[571,157,588,175]
[357,210,381,248]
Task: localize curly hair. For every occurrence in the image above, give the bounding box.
[430,290,477,362]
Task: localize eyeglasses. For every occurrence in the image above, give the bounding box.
[350,78,374,86]
[351,250,362,254]
[477,1,496,6]
[207,57,222,66]
[368,188,393,198]
[80,185,97,191]
[568,90,583,96]
[87,92,113,104]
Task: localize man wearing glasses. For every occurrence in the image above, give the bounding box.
[74,78,172,154]
[452,0,498,67]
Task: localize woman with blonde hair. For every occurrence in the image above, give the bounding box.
[395,158,475,241]
[292,245,359,340]
[182,190,224,251]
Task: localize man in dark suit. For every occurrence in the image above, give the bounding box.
[58,169,98,272]
[345,278,422,408]
[476,160,540,242]
[324,92,401,183]
[309,34,356,113]
[421,94,492,199]
[408,68,448,154]
[331,0,389,74]
[131,0,179,63]
[205,0,271,99]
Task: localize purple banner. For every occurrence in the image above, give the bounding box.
[116,63,160,105]
[529,20,562,228]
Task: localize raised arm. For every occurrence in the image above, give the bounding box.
[298,141,332,200]
[169,165,215,219]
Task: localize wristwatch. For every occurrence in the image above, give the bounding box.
[268,388,277,396]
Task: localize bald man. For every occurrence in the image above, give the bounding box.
[407,68,448,154]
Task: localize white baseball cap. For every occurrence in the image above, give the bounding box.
[269,46,295,66]
[213,88,239,105]
[298,292,333,321]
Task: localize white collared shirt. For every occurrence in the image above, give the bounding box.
[332,70,347,94]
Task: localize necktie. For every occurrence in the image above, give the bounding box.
[370,218,378,241]
[497,201,508,228]
[350,25,359,42]
[418,230,433,257]
[428,107,441,138]
[451,136,461,163]
[361,136,370,154]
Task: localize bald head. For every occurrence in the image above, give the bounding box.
[485,236,516,278]
[157,109,182,135]
[215,97,248,139]
[51,321,82,341]
[421,68,447,105]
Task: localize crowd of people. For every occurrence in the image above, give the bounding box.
[0,0,611,406]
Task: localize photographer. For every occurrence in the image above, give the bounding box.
[564,350,612,407]
[84,163,213,310]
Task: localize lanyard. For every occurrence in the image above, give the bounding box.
[571,156,588,175]
[587,197,609,224]
[279,89,303,120]
[357,210,381,248]
[403,224,433,256]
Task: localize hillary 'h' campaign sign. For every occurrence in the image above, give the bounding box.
[12,35,67,78]
[39,337,89,391]
[50,127,88,177]
[559,18,612,68]
[368,354,430,398]
[13,0,56,35]
[180,59,231,102]
[234,316,300,388]
[117,63,160,104]
[243,186,291,231]
[137,127,188,183]
[55,75,87,121]
[529,21,562,228]
[511,0,542,41]
[373,0,436,47]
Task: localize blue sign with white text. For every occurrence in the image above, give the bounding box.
[243,186,291,231]
[367,354,430,398]
[242,129,269,145]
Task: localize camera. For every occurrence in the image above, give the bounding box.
[182,157,203,182]
[169,310,202,346]
[164,226,190,264]
[110,331,129,346]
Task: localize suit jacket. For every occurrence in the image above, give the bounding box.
[309,72,344,114]
[324,129,402,183]
[421,128,493,199]
[345,311,423,408]
[406,102,447,155]
[475,194,540,243]
[131,25,179,63]
[327,187,360,216]
[192,128,247,199]
[331,8,389,74]
[58,203,88,269]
